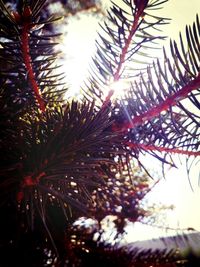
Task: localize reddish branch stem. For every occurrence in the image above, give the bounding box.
[113,11,142,81]
[21,22,46,112]
[17,172,46,203]
[127,142,200,156]
[102,5,145,108]
[22,172,46,187]
[114,73,200,131]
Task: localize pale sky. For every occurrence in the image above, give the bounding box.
[59,0,200,240]
[158,0,200,41]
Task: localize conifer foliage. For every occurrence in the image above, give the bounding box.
[0,0,199,266]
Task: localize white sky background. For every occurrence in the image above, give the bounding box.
[57,0,200,241]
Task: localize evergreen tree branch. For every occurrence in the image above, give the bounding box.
[0,0,65,112]
[110,15,200,165]
[20,6,46,112]
[102,0,148,108]
[114,72,200,131]
[126,142,200,156]
[1,100,129,232]
[85,0,169,103]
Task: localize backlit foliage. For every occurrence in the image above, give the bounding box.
[0,0,199,266]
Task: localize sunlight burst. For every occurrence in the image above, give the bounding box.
[108,79,131,99]
[58,14,100,99]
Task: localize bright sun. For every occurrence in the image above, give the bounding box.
[58,14,100,99]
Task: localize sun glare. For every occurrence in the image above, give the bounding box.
[58,14,100,99]
[108,79,131,99]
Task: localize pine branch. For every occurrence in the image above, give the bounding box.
[20,6,46,112]
[102,0,146,108]
[85,0,169,104]
[0,100,128,233]
[0,0,65,112]
[114,72,200,131]
[126,142,200,156]
[109,15,200,166]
